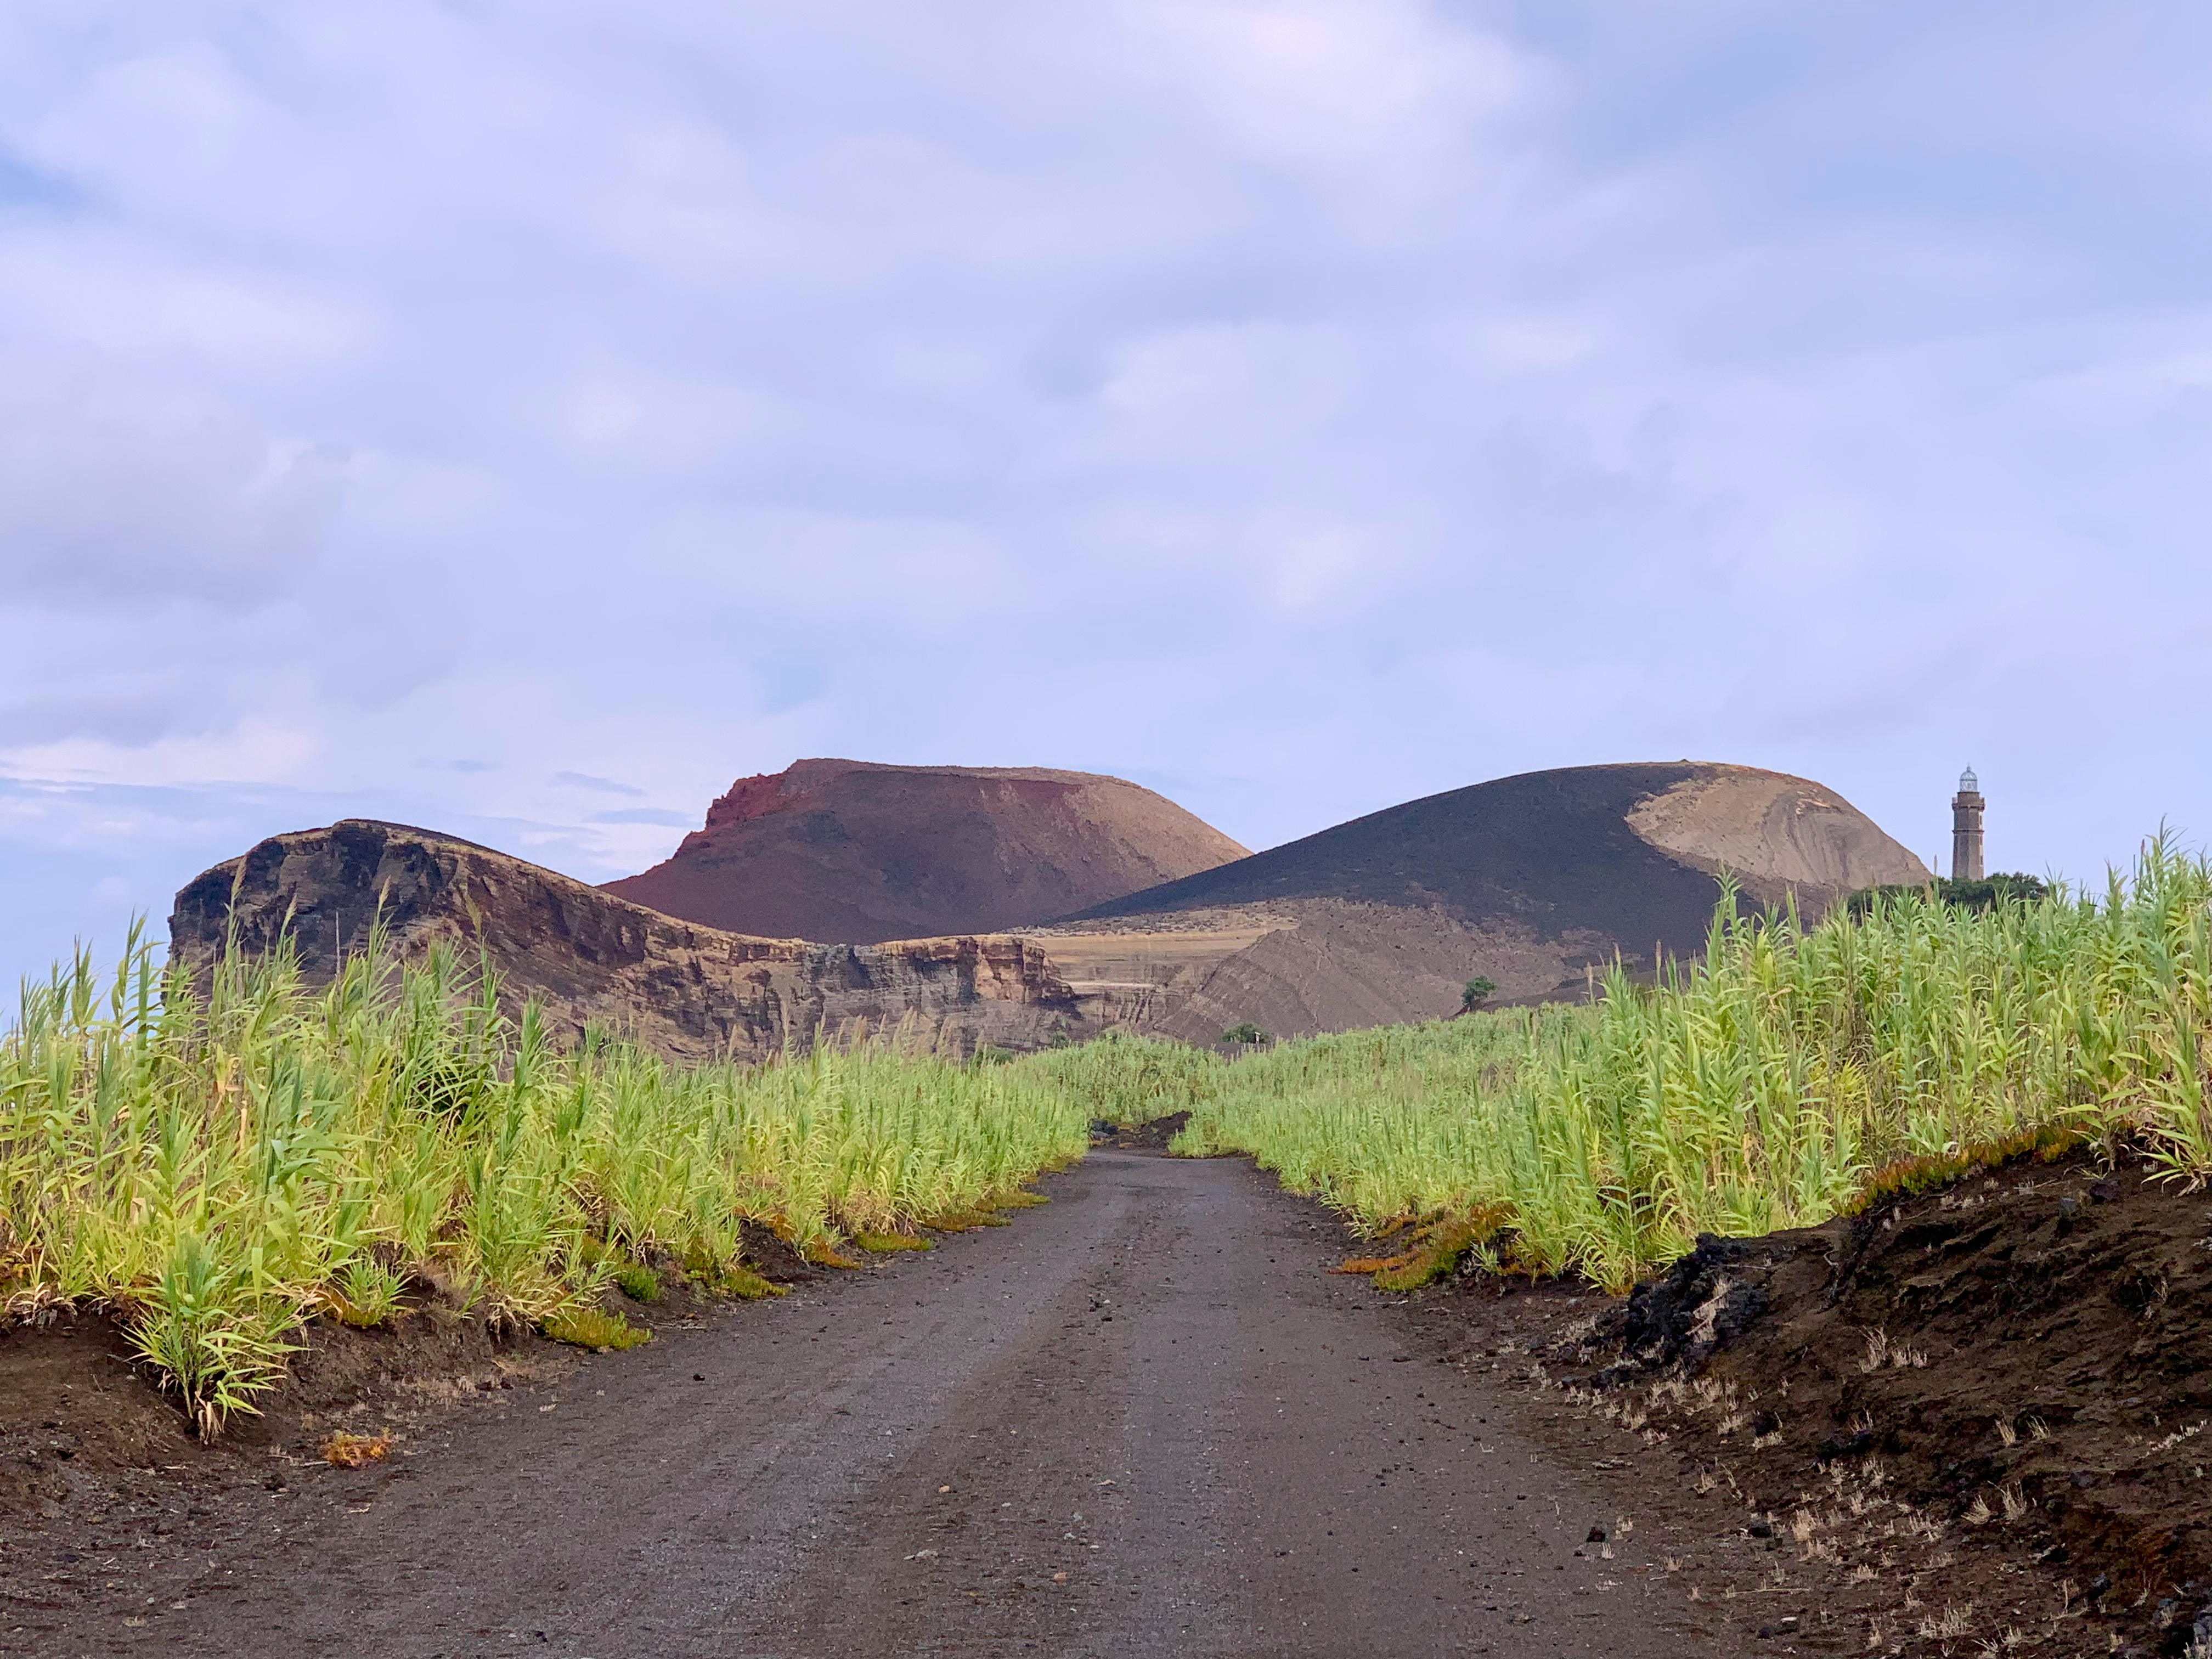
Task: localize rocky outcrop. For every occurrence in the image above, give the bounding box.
[168,821,1085,1063]
[602,759,1248,944]
[166,764,1929,1062]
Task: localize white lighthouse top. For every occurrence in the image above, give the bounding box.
[1959,766,1979,793]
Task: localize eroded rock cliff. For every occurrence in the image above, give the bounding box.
[168,821,1084,1063]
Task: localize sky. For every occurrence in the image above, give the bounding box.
[2,1,2207,992]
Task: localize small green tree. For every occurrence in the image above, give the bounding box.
[1220,1022,1268,1047]
[1459,977,1497,1014]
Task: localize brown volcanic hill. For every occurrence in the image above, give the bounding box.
[168,820,1088,1063]
[603,759,1248,945]
[1041,763,1929,1043]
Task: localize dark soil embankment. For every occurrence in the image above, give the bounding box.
[1396,1144,2212,1656]
[0,1235,820,1526]
[0,1302,571,1523]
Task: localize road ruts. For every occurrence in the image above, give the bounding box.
[13,1153,1729,1658]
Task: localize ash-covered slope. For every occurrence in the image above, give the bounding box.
[604,759,1247,945]
[1046,764,1928,1041]
[1070,763,1922,934]
[170,820,1084,1063]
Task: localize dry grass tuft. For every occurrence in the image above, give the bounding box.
[1331,1250,1418,1276]
[1842,1125,2089,1219]
[1333,1208,1509,1291]
[719,1263,785,1300]
[680,1242,786,1300]
[542,1306,651,1351]
[922,1209,1012,1232]
[321,1430,392,1468]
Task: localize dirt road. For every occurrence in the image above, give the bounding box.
[9,1154,1734,1658]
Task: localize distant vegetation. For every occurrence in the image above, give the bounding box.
[1218,1022,1269,1047]
[1459,977,1496,1013]
[1052,839,2212,1293]
[0,930,1084,1434]
[1845,871,2049,917]
[1030,1030,1221,1126]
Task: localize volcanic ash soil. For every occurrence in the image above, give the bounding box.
[0,1228,819,1526]
[11,1142,2212,1658]
[1396,1144,2212,1657]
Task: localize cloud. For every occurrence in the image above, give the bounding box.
[1123,0,1545,218]
[0,718,320,788]
[553,771,645,796]
[0,677,212,749]
[0,349,345,614]
[0,1,2203,989]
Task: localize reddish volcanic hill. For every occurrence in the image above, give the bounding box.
[603,759,1249,945]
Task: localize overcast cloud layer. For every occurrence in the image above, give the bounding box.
[2,2,2207,990]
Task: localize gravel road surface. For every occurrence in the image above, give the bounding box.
[16,1153,1730,1657]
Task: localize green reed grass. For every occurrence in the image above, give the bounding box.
[1069,836,2212,1294]
[14,832,2212,1427]
[0,927,1086,1434]
[1026,1031,1224,1126]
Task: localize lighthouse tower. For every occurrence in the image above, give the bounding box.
[1951,767,1985,881]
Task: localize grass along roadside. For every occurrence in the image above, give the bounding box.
[14,831,2212,1442]
[1057,837,2212,1295]
[0,928,1085,1435]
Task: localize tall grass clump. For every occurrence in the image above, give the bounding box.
[0,927,1087,1434]
[1025,1031,1224,1126]
[1177,837,2212,1293]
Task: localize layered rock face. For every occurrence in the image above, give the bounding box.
[169,821,1084,1063]
[1046,764,1930,1041]
[602,759,1248,945]
[167,764,1925,1063]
